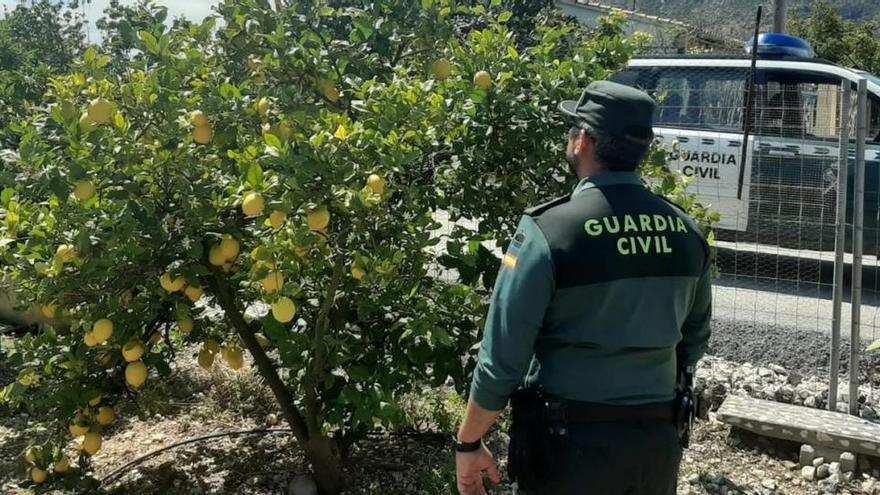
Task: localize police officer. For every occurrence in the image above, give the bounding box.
[454,80,712,495]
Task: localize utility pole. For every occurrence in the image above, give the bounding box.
[773,0,787,33]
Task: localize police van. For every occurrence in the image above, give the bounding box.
[613,34,880,254]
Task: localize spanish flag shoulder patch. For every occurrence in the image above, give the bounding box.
[502,254,518,269]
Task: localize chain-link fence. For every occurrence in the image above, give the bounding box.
[619,60,880,416]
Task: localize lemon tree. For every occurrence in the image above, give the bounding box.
[0,1,704,492]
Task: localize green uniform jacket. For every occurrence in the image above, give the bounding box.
[470,172,712,411]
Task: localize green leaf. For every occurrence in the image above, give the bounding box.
[245,163,264,187]
[868,340,880,352]
[83,46,97,65]
[421,0,434,9]
[263,133,282,149]
[138,31,159,54]
[0,188,14,205]
[498,11,513,23]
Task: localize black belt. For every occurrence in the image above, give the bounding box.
[562,400,676,423]
[512,394,676,424]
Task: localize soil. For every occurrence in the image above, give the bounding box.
[1,327,879,494]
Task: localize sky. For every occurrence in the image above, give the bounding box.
[0,0,217,41]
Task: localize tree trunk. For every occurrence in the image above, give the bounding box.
[307,435,345,495]
[208,271,344,494]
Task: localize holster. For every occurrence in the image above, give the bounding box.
[675,367,696,449]
[508,388,565,491]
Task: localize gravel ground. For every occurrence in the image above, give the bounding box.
[709,317,880,385]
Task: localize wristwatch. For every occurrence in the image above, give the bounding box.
[453,436,482,453]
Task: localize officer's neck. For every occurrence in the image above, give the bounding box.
[575,159,606,180]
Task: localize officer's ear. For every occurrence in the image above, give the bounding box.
[572,128,594,157]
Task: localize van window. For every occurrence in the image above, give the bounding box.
[613,67,747,133]
[754,71,841,140]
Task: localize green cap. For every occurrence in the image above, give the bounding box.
[559,80,657,144]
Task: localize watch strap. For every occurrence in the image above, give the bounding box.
[453,436,482,453]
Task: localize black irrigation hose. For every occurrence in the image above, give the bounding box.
[97,427,451,487]
[99,427,296,486]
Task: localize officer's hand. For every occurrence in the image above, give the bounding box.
[456,444,501,495]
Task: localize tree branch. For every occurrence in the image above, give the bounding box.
[206,269,311,445]
[304,254,345,436]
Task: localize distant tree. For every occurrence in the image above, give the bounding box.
[789,1,880,75]
[0,0,85,143]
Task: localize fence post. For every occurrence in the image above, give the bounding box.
[829,81,851,409]
[849,78,868,416]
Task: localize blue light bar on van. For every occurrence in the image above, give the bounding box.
[745,33,816,58]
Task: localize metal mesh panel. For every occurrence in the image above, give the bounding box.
[634,63,880,414]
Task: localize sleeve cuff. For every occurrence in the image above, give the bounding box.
[469,373,511,412]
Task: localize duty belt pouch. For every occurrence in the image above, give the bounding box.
[508,388,553,491]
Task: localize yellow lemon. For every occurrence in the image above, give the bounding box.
[69,422,89,438]
[192,125,214,144]
[122,341,145,362]
[41,304,58,319]
[271,297,296,323]
[351,267,366,280]
[197,348,214,369]
[125,361,148,389]
[95,406,115,426]
[307,207,330,232]
[366,174,385,196]
[56,244,77,262]
[54,454,70,473]
[474,70,493,90]
[83,332,98,347]
[24,447,37,464]
[222,345,244,370]
[178,318,194,334]
[81,431,102,456]
[242,192,265,217]
[88,394,101,407]
[190,110,210,127]
[92,319,113,343]
[261,271,284,293]
[318,79,340,103]
[255,333,270,348]
[209,244,226,266]
[184,285,203,302]
[159,273,185,292]
[257,97,270,118]
[204,340,220,354]
[220,236,240,259]
[79,113,98,132]
[430,58,452,80]
[74,180,96,201]
[148,332,161,347]
[269,210,286,230]
[87,97,113,124]
[31,467,48,484]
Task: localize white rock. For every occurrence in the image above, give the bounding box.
[803,466,817,481]
[288,474,318,495]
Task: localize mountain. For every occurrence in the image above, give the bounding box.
[603,0,880,39]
